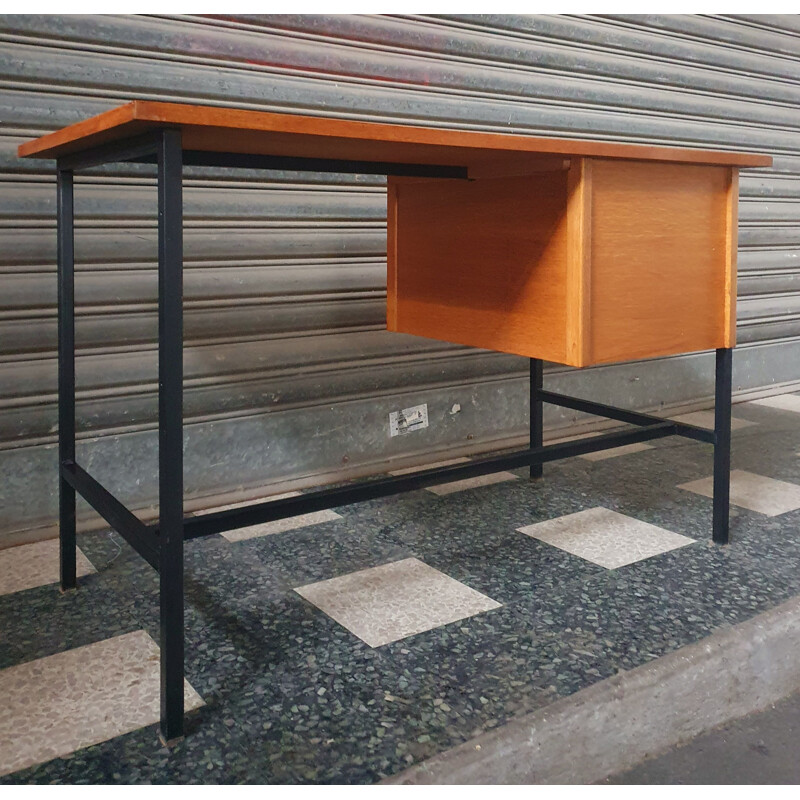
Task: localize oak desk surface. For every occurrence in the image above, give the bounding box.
[18,100,771,171]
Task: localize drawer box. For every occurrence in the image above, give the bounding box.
[387,157,738,367]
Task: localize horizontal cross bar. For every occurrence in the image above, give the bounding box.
[57,131,164,171]
[179,422,676,540]
[538,389,715,444]
[132,149,469,178]
[60,461,160,570]
[58,132,160,170]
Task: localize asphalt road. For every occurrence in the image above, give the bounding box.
[604,690,800,784]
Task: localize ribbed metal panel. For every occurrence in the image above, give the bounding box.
[1,13,798,541]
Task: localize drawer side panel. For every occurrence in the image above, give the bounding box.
[388,173,570,363]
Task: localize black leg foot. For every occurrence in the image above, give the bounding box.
[59,476,77,591]
[158,731,185,749]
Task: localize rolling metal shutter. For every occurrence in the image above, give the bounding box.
[1,14,798,544]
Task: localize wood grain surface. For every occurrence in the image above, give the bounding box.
[587,159,731,364]
[18,100,772,168]
[724,168,740,347]
[389,158,736,367]
[388,173,571,363]
[565,158,593,366]
[22,101,750,369]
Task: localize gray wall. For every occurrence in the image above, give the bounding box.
[1,14,798,543]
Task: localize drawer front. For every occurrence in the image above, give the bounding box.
[586,159,736,365]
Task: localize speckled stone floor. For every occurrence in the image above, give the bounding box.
[3,395,800,784]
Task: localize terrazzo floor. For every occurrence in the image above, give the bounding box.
[4,394,800,783]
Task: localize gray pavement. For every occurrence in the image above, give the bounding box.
[604,690,800,784]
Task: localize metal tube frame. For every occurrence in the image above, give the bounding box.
[157,129,185,745]
[57,168,76,592]
[530,358,544,479]
[713,347,733,544]
[55,130,735,742]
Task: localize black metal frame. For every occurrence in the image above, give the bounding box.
[55,130,735,743]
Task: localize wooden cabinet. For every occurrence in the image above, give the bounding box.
[388,158,738,367]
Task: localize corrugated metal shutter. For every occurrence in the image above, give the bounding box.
[1,14,798,543]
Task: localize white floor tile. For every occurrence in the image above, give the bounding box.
[295,557,501,647]
[0,539,95,597]
[749,394,800,414]
[0,631,203,777]
[195,492,341,542]
[679,469,800,517]
[389,456,471,476]
[427,472,518,496]
[517,507,694,569]
[671,410,754,431]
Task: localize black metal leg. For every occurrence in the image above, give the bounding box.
[157,129,185,744]
[530,358,543,479]
[57,168,77,591]
[713,347,733,544]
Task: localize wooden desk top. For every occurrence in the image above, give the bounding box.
[18,100,771,169]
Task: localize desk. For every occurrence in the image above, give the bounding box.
[19,101,771,743]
